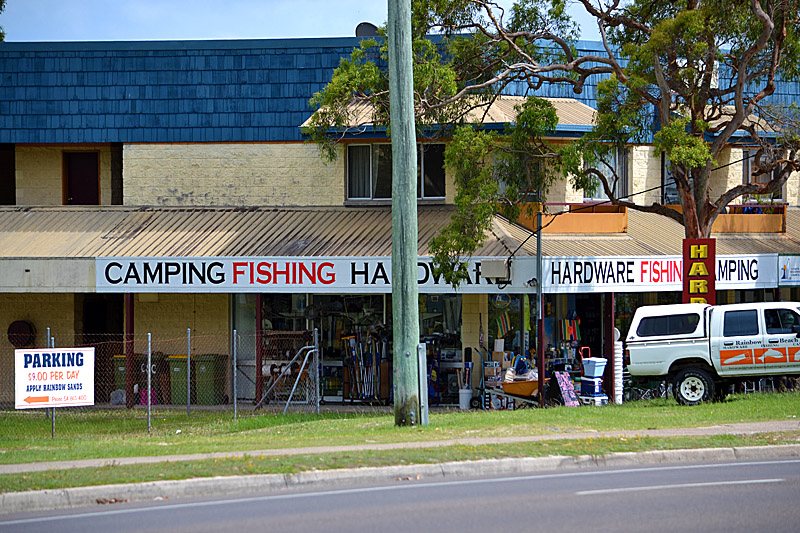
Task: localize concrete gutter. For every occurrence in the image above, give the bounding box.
[2,444,799,514]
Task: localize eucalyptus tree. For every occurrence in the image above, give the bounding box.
[307,1,800,281]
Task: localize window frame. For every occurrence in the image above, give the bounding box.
[635,313,701,338]
[346,142,447,202]
[722,309,760,338]
[584,146,629,201]
[742,149,783,200]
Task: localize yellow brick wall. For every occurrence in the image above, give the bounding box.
[786,173,799,205]
[130,293,230,354]
[0,294,75,403]
[15,145,113,205]
[461,293,487,390]
[128,293,231,400]
[123,143,345,206]
[630,146,663,205]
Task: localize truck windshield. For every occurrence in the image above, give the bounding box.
[636,313,700,337]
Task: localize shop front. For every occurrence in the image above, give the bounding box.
[97,255,538,406]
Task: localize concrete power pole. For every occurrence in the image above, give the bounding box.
[388,0,421,426]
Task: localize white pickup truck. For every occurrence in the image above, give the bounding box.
[625,302,800,405]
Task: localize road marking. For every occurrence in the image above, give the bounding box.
[576,478,784,495]
[2,459,799,526]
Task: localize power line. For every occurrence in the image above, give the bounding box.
[507,153,761,258]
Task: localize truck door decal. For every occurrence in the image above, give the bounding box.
[720,349,754,366]
[754,347,788,364]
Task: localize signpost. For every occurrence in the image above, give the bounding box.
[683,238,716,304]
[15,347,95,410]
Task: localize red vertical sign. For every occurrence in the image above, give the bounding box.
[683,238,716,305]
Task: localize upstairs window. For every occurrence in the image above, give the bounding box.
[584,147,629,201]
[742,149,783,200]
[347,143,446,201]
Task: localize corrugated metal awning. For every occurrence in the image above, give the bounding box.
[0,205,528,259]
[2,205,798,260]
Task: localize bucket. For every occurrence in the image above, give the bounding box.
[459,388,473,410]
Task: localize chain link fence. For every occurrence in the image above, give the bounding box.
[0,328,319,439]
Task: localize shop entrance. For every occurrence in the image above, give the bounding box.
[574,293,603,360]
[81,293,124,403]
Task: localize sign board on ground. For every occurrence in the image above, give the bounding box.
[554,371,579,407]
[15,347,95,409]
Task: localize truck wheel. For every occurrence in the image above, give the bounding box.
[674,368,714,405]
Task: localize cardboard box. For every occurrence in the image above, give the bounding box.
[484,365,501,377]
[492,351,509,364]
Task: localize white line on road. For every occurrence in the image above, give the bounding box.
[576,478,784,496]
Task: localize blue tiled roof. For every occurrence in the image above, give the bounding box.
[0,37,797,144]
[0,38,362,143]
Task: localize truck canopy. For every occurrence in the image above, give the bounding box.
[626,303,710,343]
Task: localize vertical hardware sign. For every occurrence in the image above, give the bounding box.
[683,238,716,304]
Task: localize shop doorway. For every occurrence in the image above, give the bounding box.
[574,293,603,360]
[64,151,99,205]
[81,294,124,403]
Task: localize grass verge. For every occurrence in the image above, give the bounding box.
[0,392,799,493]
[2,431,799,493]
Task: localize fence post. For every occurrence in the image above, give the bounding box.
[49,333,55,437]
[187,328,191,417]
[314,328,320,414]
[45,327,51,421]
[233,329,238,419]
[147,332,152,433]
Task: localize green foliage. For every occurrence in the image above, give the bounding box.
[0,0,6,41]
[304,41,385,160]
[429,126,499,286]
[308,0,800,253]
[430,97,565,286]
[654,116,714,170]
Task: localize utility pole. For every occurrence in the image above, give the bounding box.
[388,0,421,426]
[536,211,545,408]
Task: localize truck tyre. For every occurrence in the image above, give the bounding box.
[673,368,714,405]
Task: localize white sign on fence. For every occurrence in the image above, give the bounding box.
[15,347,95,409]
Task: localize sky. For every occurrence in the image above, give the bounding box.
[0,0,600,42]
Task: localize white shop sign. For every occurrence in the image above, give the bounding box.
[15,347,95,409]
[95,256,536,294]
[544,254,777,293]
[778,255,800,286]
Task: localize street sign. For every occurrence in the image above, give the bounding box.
[15,347,95,409]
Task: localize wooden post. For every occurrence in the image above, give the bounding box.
[388,0,421,426]
[255,293,263,403]
[124,293,135,408]
[603,292,615,401]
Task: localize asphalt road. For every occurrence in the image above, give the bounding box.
[2,458,799,533]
